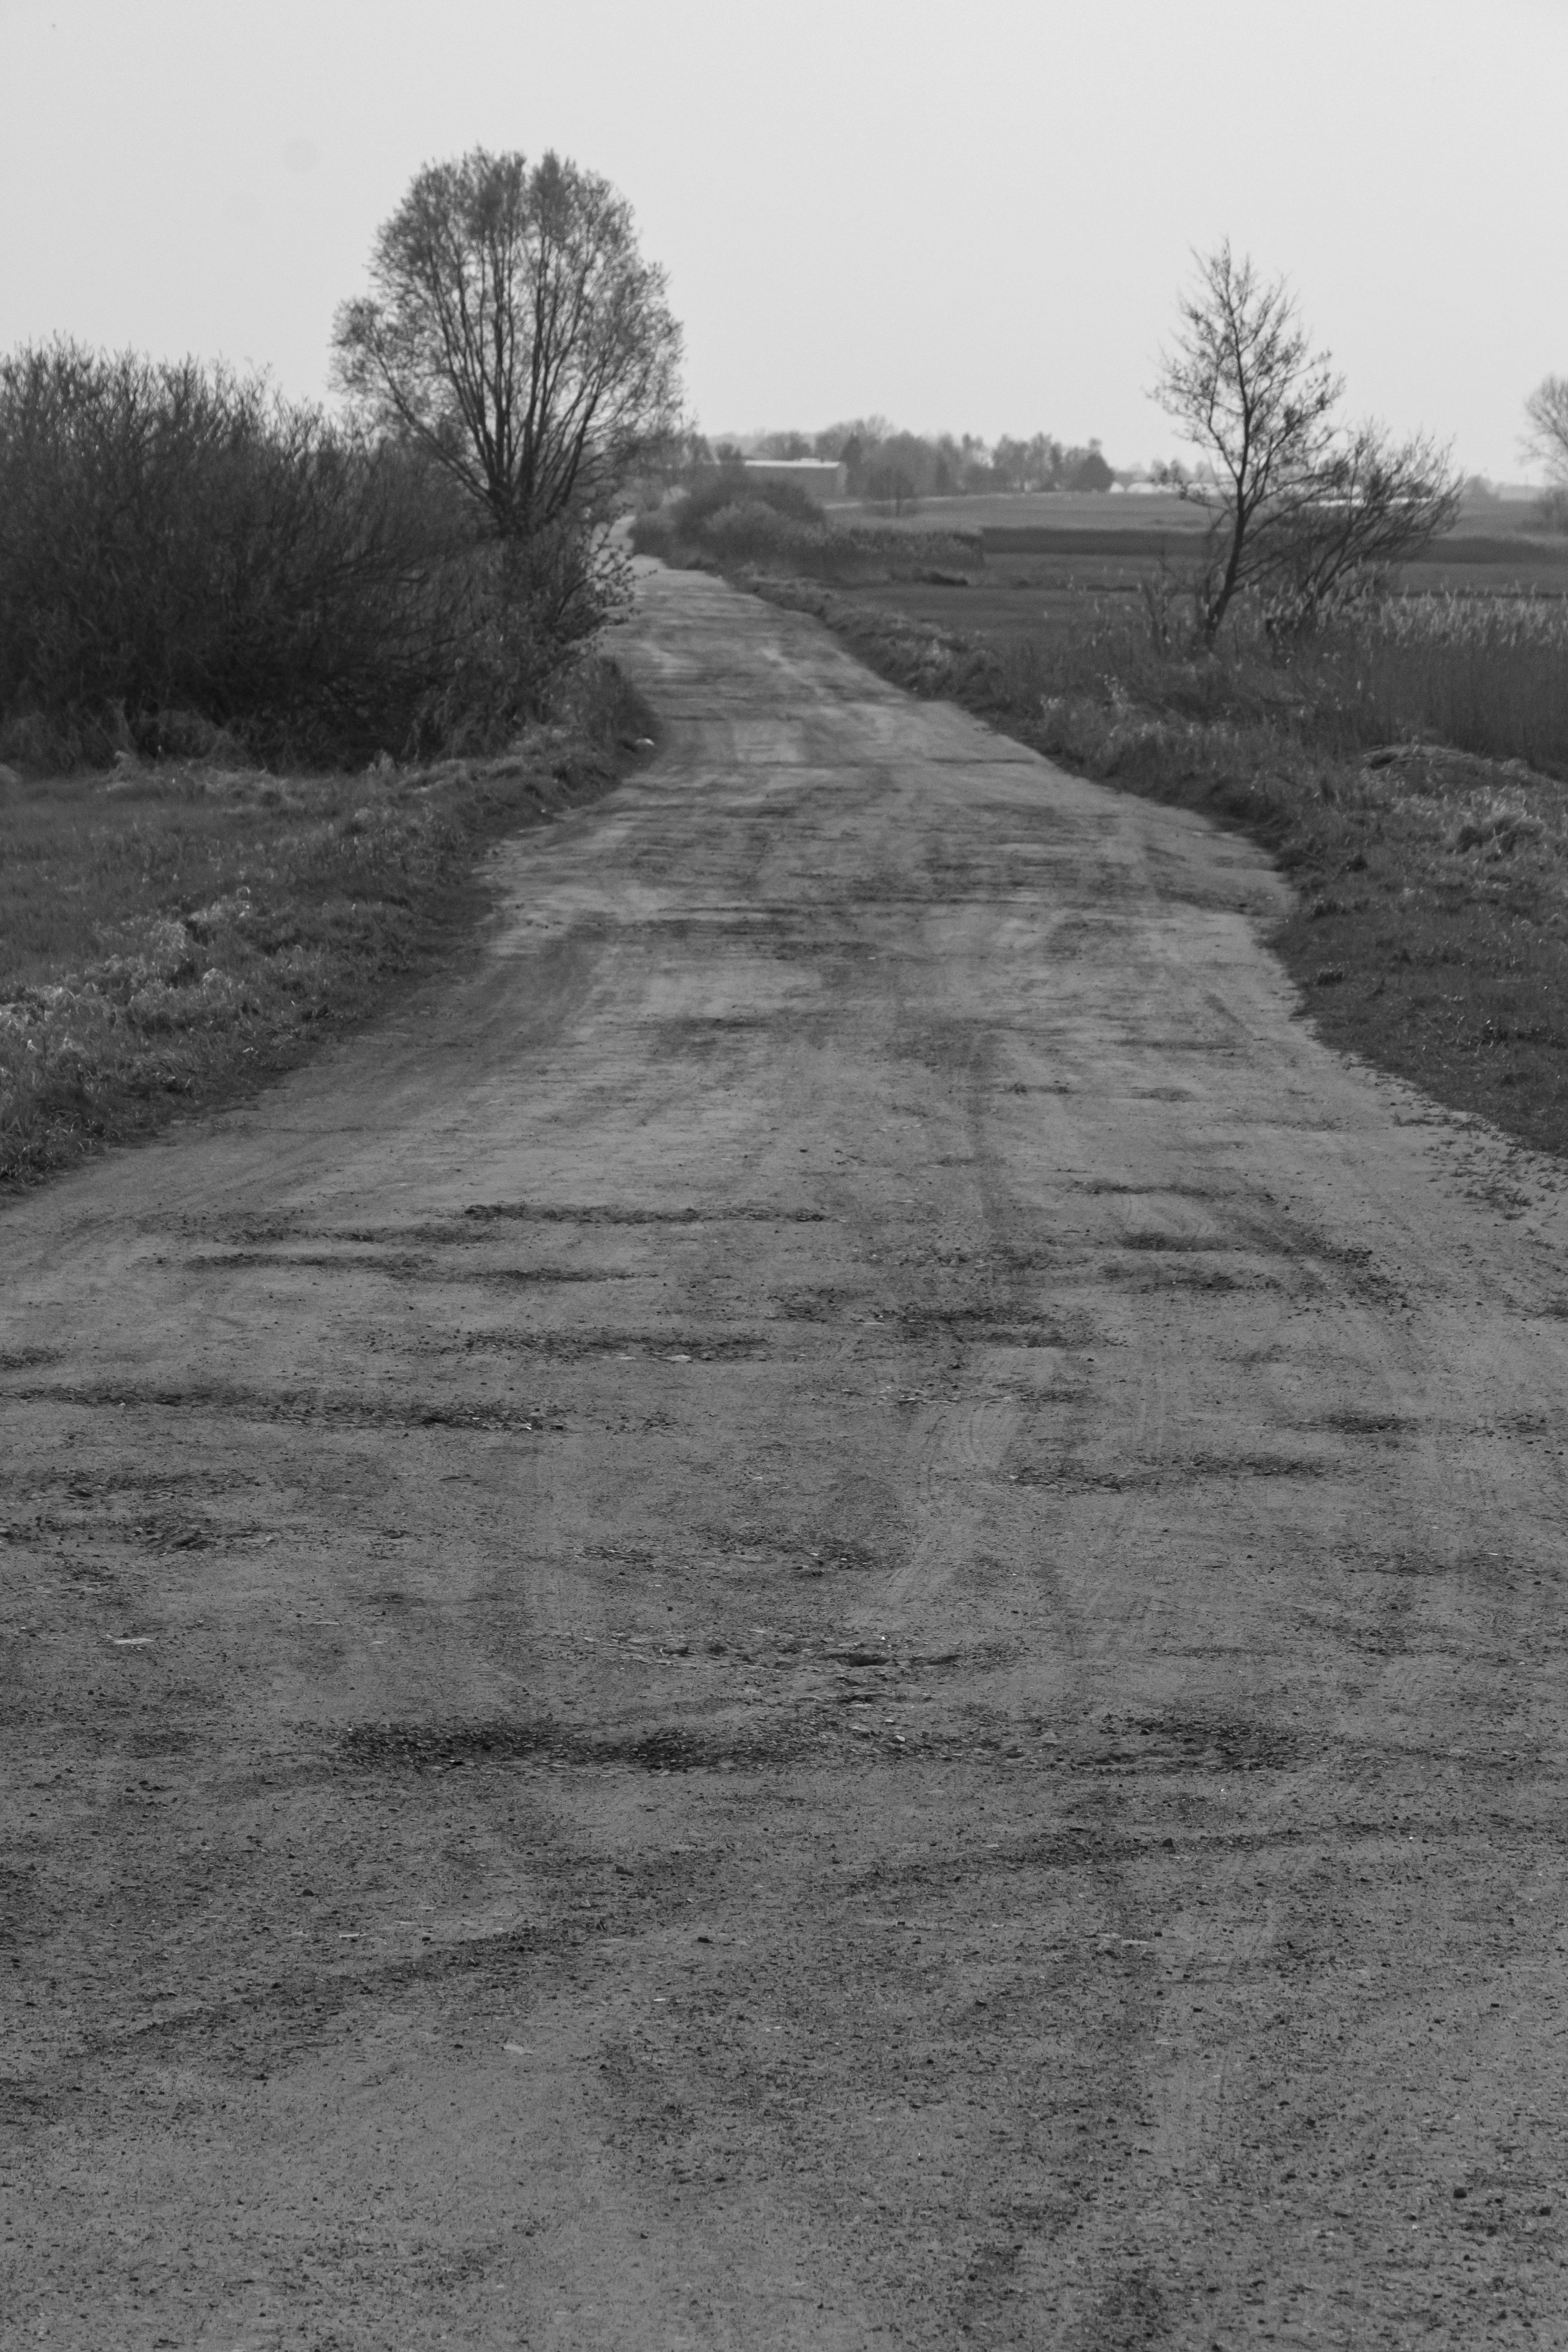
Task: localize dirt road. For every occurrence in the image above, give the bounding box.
[6,567,1568,2349]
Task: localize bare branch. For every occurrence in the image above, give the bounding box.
[1152,242,1342,642]
[1247,422,1460,629]
[1152,243,1455,642]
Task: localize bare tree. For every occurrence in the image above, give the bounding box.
[1155,244,1459,640]
[1248,421,1460,628]
[1153,243,1341,643]
[332,148,683,542]
[1524,375,1568,479]
[1524,376,1568,531]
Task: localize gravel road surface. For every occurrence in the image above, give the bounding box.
[6,567,1568,2349]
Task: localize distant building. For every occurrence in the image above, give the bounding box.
[742,458,848,500]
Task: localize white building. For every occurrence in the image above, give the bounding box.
[741,458,848,501]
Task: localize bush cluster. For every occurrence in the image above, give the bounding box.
[632,470,833,570]
[630,470,981,586]
[0,341,624,771]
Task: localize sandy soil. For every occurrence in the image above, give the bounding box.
[5,566,1568,2350]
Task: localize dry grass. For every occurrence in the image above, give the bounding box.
[0,659,651,1188]
[1336,592,1568,773]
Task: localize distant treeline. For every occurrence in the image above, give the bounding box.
[685,421,1116,504]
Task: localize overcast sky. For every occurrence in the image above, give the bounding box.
[2,0,1563,480]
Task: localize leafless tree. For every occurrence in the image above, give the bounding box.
[1248,422,1460,629]
[1154,244,1458,642]
[333,148,683,542]
[1154,244,1342,642]
[1524,375,1568,480]
[1524,376,1568,531]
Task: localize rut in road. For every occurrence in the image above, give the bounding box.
[5,564,1568,2349]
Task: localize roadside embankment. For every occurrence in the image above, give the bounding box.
[0,660,653,1188]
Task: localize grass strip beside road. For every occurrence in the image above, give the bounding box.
[0,661,651,1190]
[753,573,1568,1167]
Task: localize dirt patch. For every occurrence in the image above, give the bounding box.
[6,567,1568,2348]
[333,1716,809,1776]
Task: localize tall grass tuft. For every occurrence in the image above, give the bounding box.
[1341,594,1568,775]
[970,588,1568,782]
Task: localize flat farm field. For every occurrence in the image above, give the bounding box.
[822,489,1208,535]
[829,552,1173,648]
[829,502,1568,649]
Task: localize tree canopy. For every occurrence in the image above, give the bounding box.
[333,148,683,541]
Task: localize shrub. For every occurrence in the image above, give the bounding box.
[400,524,631,760]
[0,340,622,770]
[628,475,983,589]
[677,466,823,530]
[631,470,829,559]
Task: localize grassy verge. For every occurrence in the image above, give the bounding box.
[0,657,652,1191]
[749,572,1568,1164]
